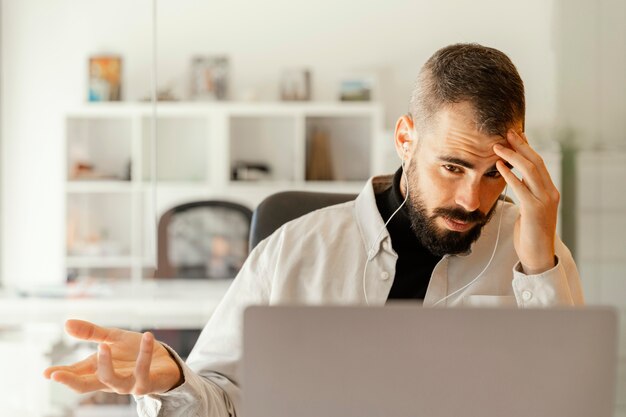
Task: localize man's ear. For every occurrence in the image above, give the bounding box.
[394,114,416,161]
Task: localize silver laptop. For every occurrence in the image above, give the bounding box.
[242,305,618,417]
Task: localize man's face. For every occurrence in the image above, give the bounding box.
[401,102,515,256]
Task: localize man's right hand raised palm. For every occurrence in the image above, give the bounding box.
[43,319,183,395]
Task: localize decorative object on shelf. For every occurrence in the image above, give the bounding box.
[88,55,122,101]
[70,161,95,179]
[124,159,132,181]
[190,55,229,100]
[140,85,180,102]
[280,68,311,101]
[69,160,125,181]
[306,129,334,181]
[339,77,373,101]
[238,88,259,102]
[231,161,272,181]
[67,227,125,257]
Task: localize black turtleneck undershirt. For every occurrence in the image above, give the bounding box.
[374,168,442,300]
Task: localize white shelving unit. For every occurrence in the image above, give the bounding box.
[64,102,385,282]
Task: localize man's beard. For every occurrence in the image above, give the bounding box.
[403,164,498,257]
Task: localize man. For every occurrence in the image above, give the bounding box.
[44,43,584,417]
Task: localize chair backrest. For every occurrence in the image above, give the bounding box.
[156,200,253,279]
[249,191,357,250]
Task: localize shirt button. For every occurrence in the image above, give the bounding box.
[522,290,533,301]
[380,271,390,280]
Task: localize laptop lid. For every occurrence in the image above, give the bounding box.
[242,305,618,417]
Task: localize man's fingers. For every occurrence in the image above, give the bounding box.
[133,332,155,394]
[44,355,96,379]
[493,144,546,198]
[65,319,116,343]
[496,160,535,202]
[507,130,557,191]
[96,343,134,394]
[507,130,538,162]
[50,370,110,394]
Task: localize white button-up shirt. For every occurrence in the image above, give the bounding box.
[137,175,584,417]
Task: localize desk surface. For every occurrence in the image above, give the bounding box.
[0,279,233,329]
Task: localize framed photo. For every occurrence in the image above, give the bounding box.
[88,56,122,101]
[339,77,373,101]
[190,55,229,100]
[280,68,311,101]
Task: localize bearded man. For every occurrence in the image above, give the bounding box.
[45,43,583,417]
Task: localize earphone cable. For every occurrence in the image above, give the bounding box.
[431,184,508,307]
[363,158,410,305]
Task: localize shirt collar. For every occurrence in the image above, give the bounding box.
[355,174,394,260]
[354,173,514,261]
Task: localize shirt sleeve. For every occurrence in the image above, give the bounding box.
[134,345,235,417]
[511,239,585,307]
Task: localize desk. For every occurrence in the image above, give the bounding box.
[0,279,233,329]
[2,281,625,416]
[0,279,233,417]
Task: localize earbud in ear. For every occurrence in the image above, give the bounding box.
[399,142,410,163]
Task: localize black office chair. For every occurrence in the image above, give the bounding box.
[156,200,253,279]
[248,191,357,250]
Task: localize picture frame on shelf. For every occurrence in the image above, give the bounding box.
[280,68,311,101]
[88,55,122,102]
[231,161,272,181]
[190,55,229,101]
[339,76,374,102]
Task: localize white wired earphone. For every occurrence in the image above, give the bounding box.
[362,141,508,306]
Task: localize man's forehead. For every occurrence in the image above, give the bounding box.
[423,104,515,157]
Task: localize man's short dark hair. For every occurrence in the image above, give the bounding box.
[409,43,525,136]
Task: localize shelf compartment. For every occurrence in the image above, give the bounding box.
[229,116,299,182]
[305,116,372,181]
[67,193,133,258]
[66,117,133,181]
[142,116,210,182]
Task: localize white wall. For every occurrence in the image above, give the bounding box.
[1,0,558,287]
[553,0,626,149]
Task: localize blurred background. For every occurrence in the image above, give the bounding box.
[0,0,624,415]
